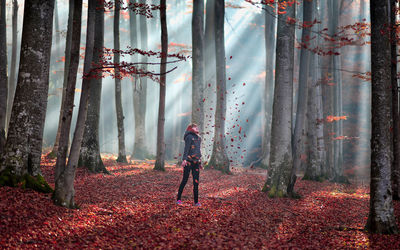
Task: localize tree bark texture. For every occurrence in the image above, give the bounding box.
[203,0,216,157]
[114,0,127,163]
[366,0,399,234]
[0,0,7,154]
[191,0,205,133]
[51,0,75,158]
[129,0,138,160]
[53,0,82,208]
[289,0,312,192]
[133,0,150,160]
[259,3,276,169]
[207,0,230,173]
[0,0,54,183]
[154,0,168,171]
[262,0,295,198]
[6,0,18,133]
[391,0,400,200]
[79,0,108,174]
[54,0,96,208]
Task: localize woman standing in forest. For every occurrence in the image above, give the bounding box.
[177,123,202,206]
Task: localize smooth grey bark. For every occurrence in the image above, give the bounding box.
[0,0,54,180]
[57,0,95,208]
[262,0,295,197]
[51,0,74,158]
[0,0,7,154]
[132,0,150,160]
[304,41,325,181]
[288,0,312,192]
[79,0,108,174]
[207,0,230,174]
[259,3,276,169]
[366,0,398,234]
[129,0,138,161]
[53,0,82,208]
[191,0,205,133]
[114,0,127,163]
[391,0,400,200]
[330,0,346,183]
[203,0,216,154]
[6,0,18,133]
[154,0,167,171]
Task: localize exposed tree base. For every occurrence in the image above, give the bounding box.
[132,147,151,160]
[205,159,231,174]
[365,216,399,234]
[79,155,110,174]
[302,174,326,182]
[116,155,128,163]
[52,189,79,209]
[153,162,165,171]
[249,157,268,169]
[330,175,350,184]
[0,167,53,193]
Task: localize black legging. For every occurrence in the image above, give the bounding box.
[177,161,200,203]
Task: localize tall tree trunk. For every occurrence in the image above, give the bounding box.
[0,0,7,154]
[50,0,75,158]
[207,0,230,173]
[262,0,295,197]
[391,0,400,200]
[129,0,138,162]
[79,0,108,174]
[132,0,150,160]
[114,0,127,163]
[154,0,168,171]
[366,0,398,234]
[258,2,276,169]
[330,0,347,183]
[0,0,55,193]
[203,0,216,158]
[191,0,205,133]
[288,0,312,192]
[53,0,83,208]
[6,0,18,133]
[304,38,325,181]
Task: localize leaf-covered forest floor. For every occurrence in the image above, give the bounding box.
[1,156,400,249]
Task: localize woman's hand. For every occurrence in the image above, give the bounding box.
[181,160,187,168]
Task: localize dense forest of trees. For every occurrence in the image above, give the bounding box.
[1,0,400,240]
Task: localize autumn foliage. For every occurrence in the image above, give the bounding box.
[1,156,400,248]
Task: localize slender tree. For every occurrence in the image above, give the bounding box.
[391,0,400,200]
[366,0,398,234]
[79,0,109,174]
[203,0,216,156]
[50,0,75,158]
[6,0,18,133]
[0,0,7,154]
[114,0,128,163]
[53,0,83,208]
[257,2,277,169]
[132,0,150,160]
[206,0,230,173]
[288,0,312,191]
[191,0,205,133]
[154,0,168,171]
[262,0,295,197]
[0,0,55,192]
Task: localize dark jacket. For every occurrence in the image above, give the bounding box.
[182,131,202,162]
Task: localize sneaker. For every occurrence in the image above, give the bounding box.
[194,202,201,207]
[176,200,182,205]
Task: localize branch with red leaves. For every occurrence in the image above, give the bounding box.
[86,47,188,83]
